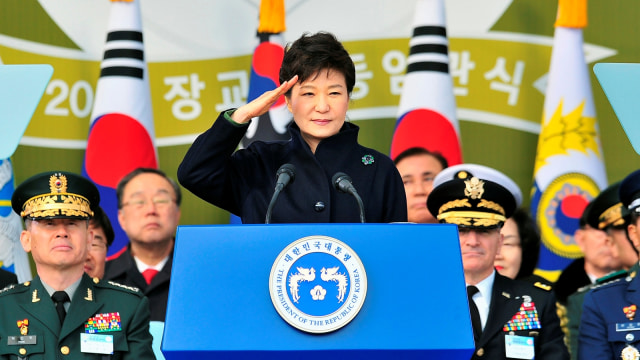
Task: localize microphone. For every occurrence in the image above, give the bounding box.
[332,172,366,223]
[265,164,296,224]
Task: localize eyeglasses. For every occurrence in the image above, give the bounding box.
[122,196,175,210]
[90,242,107,252]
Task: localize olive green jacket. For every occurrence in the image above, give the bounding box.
[0,273,155,359]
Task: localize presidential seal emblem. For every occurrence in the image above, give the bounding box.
[269,236,367,333]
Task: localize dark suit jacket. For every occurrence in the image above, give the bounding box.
[0,269,17,289]
[0,274,154,359]
[104,247,172,322]
[177,111,407,224]
[471,272,569,360]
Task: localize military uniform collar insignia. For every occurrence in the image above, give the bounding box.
[84,288,93,301]
[31,289,40,303]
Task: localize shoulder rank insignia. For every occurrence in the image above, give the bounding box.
[534,282,552,291]
[597,270,627,284]
[592,277,625,290]
[0,284,16,295]
[107,281,140,293]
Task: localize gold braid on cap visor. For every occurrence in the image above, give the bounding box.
[598,202,624,229]
[21,193,93,219]
[437,211,506,227]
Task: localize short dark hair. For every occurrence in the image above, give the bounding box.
[116,168,182,208]
[279,32,356,96]
[510,208,541,280]
[393,146,449,169]
[90,206,115,248]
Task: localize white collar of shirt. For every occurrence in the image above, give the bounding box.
[586,272,598,284]
[134,256,169,274]
[467,270,495,330]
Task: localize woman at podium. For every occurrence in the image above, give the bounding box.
[178,31,407,224]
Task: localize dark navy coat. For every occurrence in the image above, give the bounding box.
[471,272,569,360]
[178,111,407,224]
[104,246,173,322]
[578,272,640,359]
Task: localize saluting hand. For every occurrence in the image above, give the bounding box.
[231,75,298,124]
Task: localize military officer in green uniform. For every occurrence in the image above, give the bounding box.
[0,171,155,359]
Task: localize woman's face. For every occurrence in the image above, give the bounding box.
[286,69,349,153]
[495,218,523,279]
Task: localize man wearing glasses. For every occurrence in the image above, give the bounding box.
[84,206,115,279]
[104,168,182,322]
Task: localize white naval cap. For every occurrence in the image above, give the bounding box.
[432,163,523,208]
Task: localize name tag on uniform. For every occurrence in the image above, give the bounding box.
[7,336,36,345]
[505,334,535,359]
[80,333,113,355]
[617,322,640,331]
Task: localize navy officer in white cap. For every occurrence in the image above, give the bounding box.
[428,164,568,360]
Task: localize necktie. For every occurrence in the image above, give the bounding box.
[51,291,70,325]
[142,268,159,285]
[467,285,482,343]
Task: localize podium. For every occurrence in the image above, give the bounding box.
[163,223,474,359]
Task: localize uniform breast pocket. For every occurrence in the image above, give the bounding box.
[0,334,45,359]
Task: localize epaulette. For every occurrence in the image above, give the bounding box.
[0,282,29,297]
[590,277,625,291]
[596,269,628,284]
[534,281,552,291]
[576,283,594,294]
[97,280,142,295]
[556,301,569,333]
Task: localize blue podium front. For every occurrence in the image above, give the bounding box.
[163,223,474,359]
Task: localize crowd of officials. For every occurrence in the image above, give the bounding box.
[0,31,639,359]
